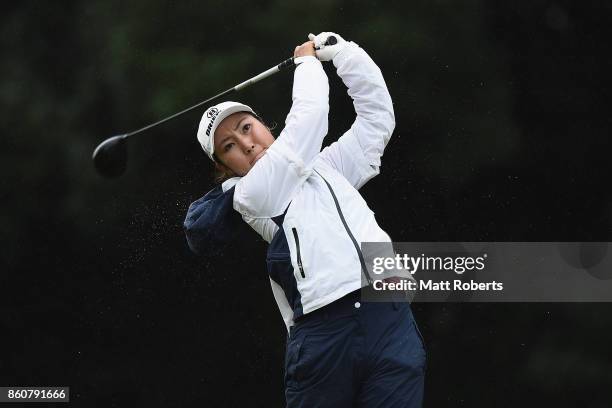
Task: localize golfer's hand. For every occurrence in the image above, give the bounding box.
[308,32,347,62]
[294,41,316,58]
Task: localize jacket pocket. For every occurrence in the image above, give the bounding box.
[291,227,306,278]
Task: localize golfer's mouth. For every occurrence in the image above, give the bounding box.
[250,149,267,166]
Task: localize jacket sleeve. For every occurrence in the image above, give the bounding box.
[183,185,250,256]
[317,42,396,190]
[233,56,329,218]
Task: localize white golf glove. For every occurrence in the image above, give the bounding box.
[307,32,347,62]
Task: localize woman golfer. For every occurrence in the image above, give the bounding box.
[185,32,426,407]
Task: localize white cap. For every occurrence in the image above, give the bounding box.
[197,101,255,160]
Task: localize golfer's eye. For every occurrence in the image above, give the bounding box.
[223,143,234,152]
[242,123,251,133]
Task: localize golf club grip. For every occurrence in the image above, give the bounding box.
[234,57,296,91]
[277,57,296,71]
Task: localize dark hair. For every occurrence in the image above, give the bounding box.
[212,157,234,184]
[212,112,276,183]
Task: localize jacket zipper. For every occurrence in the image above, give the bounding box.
[291,227,306,278]
[313,169,373,284]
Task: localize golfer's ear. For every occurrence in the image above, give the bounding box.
[215,161,235,179]
[215,161,227,172]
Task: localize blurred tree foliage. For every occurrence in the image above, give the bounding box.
[1,0,611,406]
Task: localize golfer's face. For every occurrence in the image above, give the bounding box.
[214,112,275,176]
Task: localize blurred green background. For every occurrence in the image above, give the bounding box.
[1,1,611,406]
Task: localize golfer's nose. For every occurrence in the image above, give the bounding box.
[237,135,255,154]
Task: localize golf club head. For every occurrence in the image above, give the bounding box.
[92,134,128,178]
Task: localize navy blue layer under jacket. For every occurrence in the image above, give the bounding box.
[183,185,251,256]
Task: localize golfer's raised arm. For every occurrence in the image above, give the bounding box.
[317,34,395,190]
[280,44,330,163]
[234,44,329,219]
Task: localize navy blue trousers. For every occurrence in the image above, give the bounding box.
[284,290,426,407]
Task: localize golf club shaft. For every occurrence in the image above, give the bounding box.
[124,56,296,138]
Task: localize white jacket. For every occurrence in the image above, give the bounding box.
[220,43,395,330]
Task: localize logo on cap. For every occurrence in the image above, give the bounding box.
[206,107,219,118]
[205,108,222,137]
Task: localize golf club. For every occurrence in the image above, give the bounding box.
[92,56,297,178]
